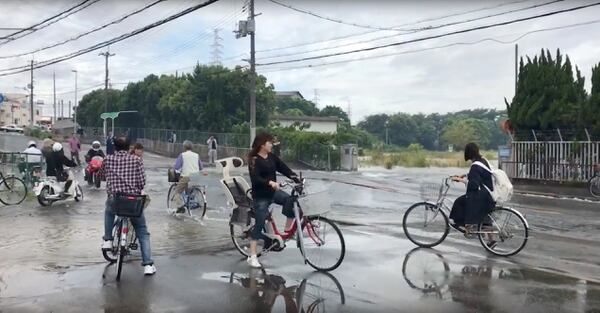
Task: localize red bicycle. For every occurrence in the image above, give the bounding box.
[229,178,345,272]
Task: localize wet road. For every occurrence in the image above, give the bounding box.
[1,133,599,313]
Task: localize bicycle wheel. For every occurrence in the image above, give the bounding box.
[229,221,264,258]
[166,184,179,214]
[302,216,345,272]
[478,207,528,257]
[589,175,600,198]
[74,185,83,202]
[102,222,121,263]
[402,248,450,296]
[0,175,27,205]
[297,271,345,313]
[188,187,207,219]
[116,220,126,281]
[403,202,449,248]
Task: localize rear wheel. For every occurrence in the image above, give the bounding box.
[478,207,528,257]
[589,175,600,198]
[403,202,449,248]
[230,219,263,258]
[102,223,121,263]
[302,216,345,272]
[0,176,27,205]
[94,174,101,188]
[37,186,54,206]
[116,245,125,281]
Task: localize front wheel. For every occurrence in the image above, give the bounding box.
[589,175,600,198]
[188,187,207,219]
[478,207,528,257]
[403,202,449,248]
[74,185,83,202]
[0,176,27,205]
[302,216,346,272]
[166,184,178,214]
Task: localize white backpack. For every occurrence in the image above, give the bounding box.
[472,160,513,203]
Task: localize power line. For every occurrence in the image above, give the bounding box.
[259,18,600,73]
[0,0,223,77]
[256,1,600,67]
[0,0,102,45]
[258,0,564,58]
[0,0,167,59]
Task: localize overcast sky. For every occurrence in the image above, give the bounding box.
[0,0,599,124]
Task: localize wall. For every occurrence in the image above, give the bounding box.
[278,120,337,133]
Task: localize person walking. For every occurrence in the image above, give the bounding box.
[101,137,156,276]
[106,132,115,155]
[68,133,82,166]
[207,135,218,165]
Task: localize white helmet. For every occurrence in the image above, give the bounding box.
[27,140,37,147]
[92,141,101,149]
[52,142,63,152]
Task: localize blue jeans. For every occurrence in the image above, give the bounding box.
[103,197,154,266]
[251,190,295,240]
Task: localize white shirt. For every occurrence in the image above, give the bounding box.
[181,151,201,177]
[23,147,42,163]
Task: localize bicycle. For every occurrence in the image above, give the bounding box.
[166,180,207,221]
[589,164,600,198]
[229,177,346,272]
[0,170,27,205]
[402,177,529,257]
[102,214,139,281]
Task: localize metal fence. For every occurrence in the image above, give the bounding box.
[294,142,340,171]
[80,127,250,148]
[506,141,600,182]
[136,138,250,161]
[512,129,600,142]
[0,152,45,186]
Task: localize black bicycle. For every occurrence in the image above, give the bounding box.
[103,215,139,281]
[0,170,27,205]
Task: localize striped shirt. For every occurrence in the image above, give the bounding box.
[103,151,146,195]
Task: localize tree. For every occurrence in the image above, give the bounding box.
[319,105,349,123]
[387,113,418,147]
[441,118,491,150]
[583,63,600,135]
[357,114,389,141]
[275,98,319,116]
[506,49,587,130]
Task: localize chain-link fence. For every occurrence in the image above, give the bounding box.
[294,142,340,171]
[79,127,249,148]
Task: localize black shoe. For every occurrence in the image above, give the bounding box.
[176,206,186,214]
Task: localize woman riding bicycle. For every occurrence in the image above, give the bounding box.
[449,143,495,237]
[247,132,300,268]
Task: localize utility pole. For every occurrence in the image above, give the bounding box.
[29,60,34,127]
[68,101,72,119]
[515,44,518,96]
[210,28,223,66]
[236,0,256,147]
[53,70,57,124]
[60,99,64,118]
[99,50,115,113]
[249,0,256,147]
[72,69,78,133]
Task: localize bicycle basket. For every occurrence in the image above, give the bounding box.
[168,168,180,182]
[419,182,443,202]
[112,193,146,218]
[297,183,332,216]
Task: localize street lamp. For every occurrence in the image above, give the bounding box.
[385,120,390,146]
[71,69,78,133]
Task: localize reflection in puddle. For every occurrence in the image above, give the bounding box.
[203,269,345,313]
[402,248,600,312]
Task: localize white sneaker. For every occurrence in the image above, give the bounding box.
[101,240,113,250]
[144,264,157,276]
[246,255,262,268]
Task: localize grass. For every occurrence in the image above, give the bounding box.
[364,148,498,169]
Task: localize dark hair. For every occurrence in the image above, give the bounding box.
[248,132,274,167]
[133,143,143,150]
[464,142,481,161]
[115,137,130,152]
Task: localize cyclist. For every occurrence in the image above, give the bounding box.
[172,140,203,213]
[130,143,144,158]
[247,132,300,268]
[102,137,156,276]
[85,141,106,162]
[49,142,78,197]
[20,141,42,180]
[450,143,495,241]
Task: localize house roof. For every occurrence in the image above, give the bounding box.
[275,91,304,99]
[276,115,340,123]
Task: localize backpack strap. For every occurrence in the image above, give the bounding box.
[472,161,492,173]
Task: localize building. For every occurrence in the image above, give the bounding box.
[0,93,46,127]
[275,115,339,133]
[275,91,304,100]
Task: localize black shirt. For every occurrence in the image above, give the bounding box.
[249,153,296,199]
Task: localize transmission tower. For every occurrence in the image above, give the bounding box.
[210,28,223,66]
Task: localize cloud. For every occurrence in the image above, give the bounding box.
[0,0,599,125]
